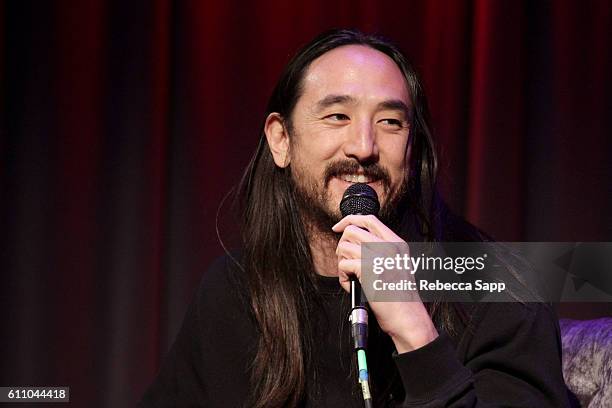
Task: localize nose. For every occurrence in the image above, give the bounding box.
[342,120,378,163]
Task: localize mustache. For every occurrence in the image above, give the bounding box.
[323,160,392,189]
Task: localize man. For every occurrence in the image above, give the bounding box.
[141,29,570,407]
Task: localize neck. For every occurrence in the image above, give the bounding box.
[305,224,340,277]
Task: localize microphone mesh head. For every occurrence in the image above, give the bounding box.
[340,183,380,217]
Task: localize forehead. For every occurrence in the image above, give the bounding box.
[299,44,411,108]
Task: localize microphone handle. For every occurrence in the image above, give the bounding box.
[349,277,368,350]
[351,278,361,309]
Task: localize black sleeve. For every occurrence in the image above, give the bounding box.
[392,303,570,407]
[139,255,255,408]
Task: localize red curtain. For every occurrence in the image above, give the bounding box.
[1,1,610,406]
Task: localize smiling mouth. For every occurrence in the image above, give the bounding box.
[337,174,377,183]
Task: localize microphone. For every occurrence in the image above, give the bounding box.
[340,182,379,350]
[340,183,378,408]
[340,182,380,219]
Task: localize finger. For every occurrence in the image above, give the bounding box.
[338,258,361,280]
[341,224,384,245]
[338,278,351,294]
[336,263,352,294]
[335,240,361,259]
[333,214,400,241]
[332,214,367,232]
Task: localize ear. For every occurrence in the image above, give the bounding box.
[264,113,291,168]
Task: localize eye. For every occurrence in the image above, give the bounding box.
[324,113,350,121]
[378,118,405,129]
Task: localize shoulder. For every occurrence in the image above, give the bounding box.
[474,302,557,324]
[195,252,252,323]
[191,252,257,371]
[198,253,244,295]
[458,302,562,354]
[198,252,246,296]
[145,252,256,406]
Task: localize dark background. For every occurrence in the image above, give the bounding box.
[1,1,611,407]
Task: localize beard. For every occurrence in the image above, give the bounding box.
[291,159,409,238]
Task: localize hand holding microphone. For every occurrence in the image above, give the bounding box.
[333,183,438,354]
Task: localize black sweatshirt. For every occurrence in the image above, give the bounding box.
[141,255,571,407]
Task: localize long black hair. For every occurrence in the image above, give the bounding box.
[233,28,475,407]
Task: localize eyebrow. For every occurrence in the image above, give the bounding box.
[315,94,358,111]
[314,94,412,118]
[378,99,412,119]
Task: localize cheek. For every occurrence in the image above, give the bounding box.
[290,131,343,170]
[381,138,410,177]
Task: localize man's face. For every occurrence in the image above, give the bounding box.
[288,45,413,231]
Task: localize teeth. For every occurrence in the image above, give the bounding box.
[340,174,372,183]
